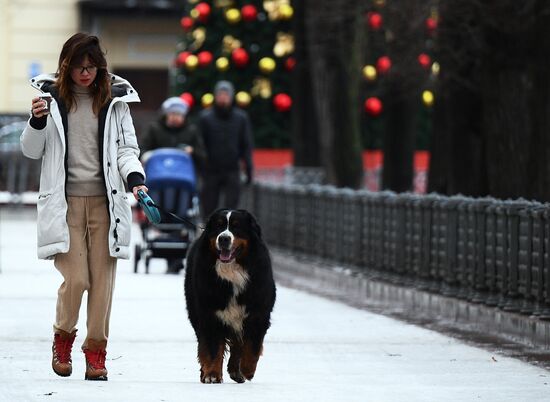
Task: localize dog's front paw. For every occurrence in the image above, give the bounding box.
[201,373,223,384]
[229,370,246,384]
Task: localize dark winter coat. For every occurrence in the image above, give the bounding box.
[140,118,207,170]
[198,106,253,178]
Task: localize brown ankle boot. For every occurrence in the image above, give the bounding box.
[83,339,108,381]
[52,330,77,377]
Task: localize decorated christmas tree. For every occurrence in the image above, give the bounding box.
[171,0,294,148]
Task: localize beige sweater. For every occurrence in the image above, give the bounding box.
[66,86,105,196]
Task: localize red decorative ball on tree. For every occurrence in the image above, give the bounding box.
[418,53,431,69]
[176,51,191,67]
[376,56,392,74]
[180,16,194,32]
[367,12,383,30]
[179,92,195,109]
[195,2,211,23]
[425,17,438,33]
[198,51,213,67]
[231,48,250,68]
[241,5,258,22]
[284,57,296,71]
[364,97,383,116]
[273,93,292,112]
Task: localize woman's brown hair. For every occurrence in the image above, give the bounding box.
[55,33,111,115]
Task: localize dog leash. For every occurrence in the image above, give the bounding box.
[137,190,204,230]
[150,203,204,231]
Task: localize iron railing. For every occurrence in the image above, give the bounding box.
[241,182,550,319]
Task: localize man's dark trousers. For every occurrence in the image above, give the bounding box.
[200,171,241,220]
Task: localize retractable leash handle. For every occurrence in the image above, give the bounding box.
[137,190,162,224]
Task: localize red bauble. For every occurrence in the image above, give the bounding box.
[197,51,213,67]
[418,53,431,69]
[284,57,296,71]
[195,2,211,23]
[180,92,195,109]
[376,56,392,74]
[176,51,191,67]
[364,97,383,116]
[273,93,292,112]
[425,17,438,32]
[367,12,383,30]
[180,16,194,32]
[231,48,250,68]
[241,5,258,22]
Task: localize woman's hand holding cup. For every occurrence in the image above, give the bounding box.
[31,94,52,118]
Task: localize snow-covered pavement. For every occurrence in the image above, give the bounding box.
[0,207,549,402]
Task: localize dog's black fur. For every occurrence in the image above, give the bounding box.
[184,208,276,383]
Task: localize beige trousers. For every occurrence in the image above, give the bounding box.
[53,196,117,348]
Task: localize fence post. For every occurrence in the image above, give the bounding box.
[440,196,462,297]
[484,202,500,306]
[502,200,530,312]
[539,207,550,319]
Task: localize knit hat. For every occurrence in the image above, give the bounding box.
[214,80,235,100]
[161,97,189,115]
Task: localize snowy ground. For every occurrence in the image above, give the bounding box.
[0,207,549,402]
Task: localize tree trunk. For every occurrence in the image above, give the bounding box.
[428,0,486,196]
[304,0,363,188]
[380,0,430,192]
[381,82,416,192]
[291,0,320,167]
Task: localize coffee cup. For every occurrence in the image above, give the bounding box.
[39,93,53,113]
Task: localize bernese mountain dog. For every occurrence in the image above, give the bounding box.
[184,208,276,383]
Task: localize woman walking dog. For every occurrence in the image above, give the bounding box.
[21,33,148,381]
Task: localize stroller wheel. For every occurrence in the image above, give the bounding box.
[134,244,141,273]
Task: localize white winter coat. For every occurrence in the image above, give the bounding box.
[20,73,145,260]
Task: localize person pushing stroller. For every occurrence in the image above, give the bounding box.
[140,96,206,172]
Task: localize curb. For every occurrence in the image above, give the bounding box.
[272,250,550,352]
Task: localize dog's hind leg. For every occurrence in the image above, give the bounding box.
[198,338,225,383]
[227,341,245,383]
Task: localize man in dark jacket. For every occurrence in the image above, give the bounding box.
[140,97,206,171]
[199,80,254,219]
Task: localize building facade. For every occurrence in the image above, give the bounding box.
[1,0,185,137]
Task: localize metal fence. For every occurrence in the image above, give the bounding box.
[241,182,550,319]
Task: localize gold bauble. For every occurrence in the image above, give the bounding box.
[236,91,251,107]
[273,32,294,58]
[226,8,241,24]
[374,0,386,7]
[431,62,440,76]
[278,4,293,20]
[188,0,199,4]
[190,8,199,19]
[185,54,199,70]
[363,65,377,81]
[201,93,214,108]
[422,90,434,107]
[215,0,234,7]
[188,27,206,52]
[216,57,230,72]
[222,35,242,54]
[259,57,276,74]
[251,77,272,99]
[264,0,292,20]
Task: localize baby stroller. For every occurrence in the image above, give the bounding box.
[134,148,200,274]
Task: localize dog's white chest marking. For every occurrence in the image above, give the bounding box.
[215,260,249,293]
[215,260,249,335]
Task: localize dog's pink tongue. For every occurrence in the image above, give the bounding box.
[220,249,232,262]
